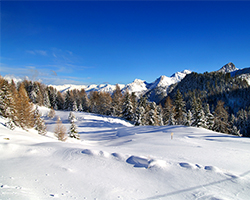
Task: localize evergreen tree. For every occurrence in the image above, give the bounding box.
[56,91,65,110]
[236,109,248,137]
[68,119,80,140]
[157,104,164,126]
[134,96,147,126]
[185,110,192,126]
[48,86,58,109]
[191,96,202,127]
[122,91,134,121]
[134,106,145,126]
[68,111,76,123]
[34,106,47,135]
[146,102,159,126]
[72,100,78,112]
[64,90,73,111]
[0,80,15,119]
[196,109,206,128]
[204,103,214,130]
[174,90,186,125]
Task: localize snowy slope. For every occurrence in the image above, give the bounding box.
[1,109,250,200]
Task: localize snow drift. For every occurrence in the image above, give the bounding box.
[0,108,250,199]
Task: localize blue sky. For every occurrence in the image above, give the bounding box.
[1,1,250,85]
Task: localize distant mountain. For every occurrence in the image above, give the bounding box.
[231,67,250,85]
[51,70,192,100]
[217,62,238,73]
[216,62,250,85]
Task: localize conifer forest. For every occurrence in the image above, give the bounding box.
[1,69,250,138]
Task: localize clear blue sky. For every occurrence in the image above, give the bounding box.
[1,1,250,85]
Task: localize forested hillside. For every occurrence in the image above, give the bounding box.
[1,67,250,137]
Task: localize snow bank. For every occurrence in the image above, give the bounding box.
[0,110,250,200]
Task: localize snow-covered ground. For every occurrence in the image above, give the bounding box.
[1,108,250,200]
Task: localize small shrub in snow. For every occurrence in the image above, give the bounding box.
[54,117,67,141]
[48,107,55,119]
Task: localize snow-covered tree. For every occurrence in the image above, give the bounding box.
[68,111,76,123]
[72,101,78,112]
[64,90,73,111]
[0,81,14,119]
[185,110,192,126]
[196,109,206,128]
[146,102,159,126]
[204,103,214,130]
[236,109,248,137]
[122,91,134,122]
[68,119,80,140]
[34,106,47,135]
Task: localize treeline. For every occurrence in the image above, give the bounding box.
[166,72,250,137]
[1,71,250,138]
[0,77,46,134]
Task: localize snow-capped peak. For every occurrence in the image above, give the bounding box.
[122,79,148,94]
[170,70,192,81]
[217,62,238,73]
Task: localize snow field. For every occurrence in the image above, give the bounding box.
[0,108,250,199]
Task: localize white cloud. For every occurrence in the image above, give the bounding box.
[26,50,47,56]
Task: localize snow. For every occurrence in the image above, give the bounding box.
[1,109,250,199]
[50,70,192,96]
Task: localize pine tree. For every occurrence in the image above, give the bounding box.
[34,106,47,135]
[134,106,145,126]
[48,86,58,109]
[68,119,80,140]
[157,104,164,126]
[122,91,134,121]
[0,80,14,119]
[64,90,73,111]
[146,102,159,126]
[191,96,202,127]
[236,109,248,137]
[134,95,148,126]
[68,111,76,123]
[196,109,206,128]
[72,101,78,112]
[54,117,67,141]
[185,110,192,126]
[204,103,214,130]
[56,91,65,110]
[174,90,186,125]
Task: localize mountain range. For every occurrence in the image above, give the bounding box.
[50,63,250,102]
[51,69,192,97]
[3,62,250,100]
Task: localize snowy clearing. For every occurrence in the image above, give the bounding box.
[0,108,250,200]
